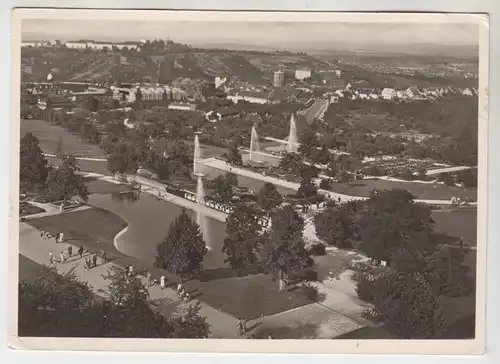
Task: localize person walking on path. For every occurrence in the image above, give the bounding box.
[160,276,166,290]
[92,253,98,268]
[48,250,53,264]
[60,251,66,263]
[40,229,45,239]
[67,245,73,258]
[78,246,84,259]
[59,232,64,243]
[237,319,244,336]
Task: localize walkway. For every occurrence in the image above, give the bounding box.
[200,158,471,205]
[426,166,475,175]
[18,222,240,338]
[43,153,107,162]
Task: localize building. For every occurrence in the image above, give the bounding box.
[462,88,474,96]
[295,69,312,81]
[215,76,229,89]
[227,90,269,104]
[405,86,422,99]
[168,102,197,111]
[334,70,342,78]
[65,40,88,49]
[88,42,114,51]
[273,70,285,87]
[381,88,397,100]
[21,41,48,48]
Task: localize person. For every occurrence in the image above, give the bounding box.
[237,319,243,336]
[67,245,73,258]
[40,229,45,239]
[160,275,166,290]
[83,257,89,271]
[92,253,98,268]
[242,319,248,334]
[146,272,153,287]
[460,237,464,248]
[48,250,53,260]
[58,232,64,243]
[60,251,66,263]
[177,283,183,296]
[102,251,107,263]
[78,246,84,259]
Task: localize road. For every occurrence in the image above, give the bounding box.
[299,99,329,125]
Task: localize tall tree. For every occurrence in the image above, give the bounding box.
[361,270,448,339]
[257,182,283,212]
[107,142,138,174]
[279,152,303,175]
[258,205,311,285]
[20,132,49,190]
[227,139,242,166]
[155,210,207,280]
[314,200,359,249]
[223,204,265,275]
[45,156,89,202]
[356,189,435,263]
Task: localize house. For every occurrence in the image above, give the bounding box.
[396,90,406,99]
[381,88,397,100]
[425,87,443,98]
[168,102,197,111]
[207,107,240,121]
[88,41,114,51]
[21,41,47,48]
[351,80,373,90]
[334,90,344,98]
[45,96,75,110]
[369,93,379,100]
[462,88,474,96]
[405,86,422,99]
[473,88,479,95]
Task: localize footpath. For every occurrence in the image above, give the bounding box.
[19,220,241,338]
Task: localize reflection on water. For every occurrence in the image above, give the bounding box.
[88,192,227,270]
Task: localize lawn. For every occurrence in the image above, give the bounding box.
[21,118,106,158]
[85,177,133,195]
[27,207,127,256]
[19,254,45,283]
[46,155,110,175]
[19,202,45,217]
[196,274,314,320]
[432,210,478,247]
[326,179,477,201]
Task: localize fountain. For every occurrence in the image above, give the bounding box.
[287,114,298,153]
[193,134,211,251]
[249,125,261,163]
[193,134,202,175]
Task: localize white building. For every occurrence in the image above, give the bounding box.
[334,70,342,78]
[215,76,228,89]
[295,69,312,80]
[21,41,47,48]
[381,88,397,100]
[114,43,139,50]
[65,41,88,49]
[88,42,114,51]
[227,91,269,104]
[168,102,197,111]
[405,86,422,99]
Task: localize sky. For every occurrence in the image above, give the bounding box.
[21,19,479,54]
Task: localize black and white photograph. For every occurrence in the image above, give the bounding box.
[10,9,488,354]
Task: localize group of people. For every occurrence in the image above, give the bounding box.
[40,230,64,244]
[237,318,249,336]
[176,283,192,302]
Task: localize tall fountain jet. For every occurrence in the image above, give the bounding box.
[193,134,210,250]
[193,134,202,175]
[249,125,261,162]
[287,114,298,153]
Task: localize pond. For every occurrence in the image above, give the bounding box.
[88,192,228,270]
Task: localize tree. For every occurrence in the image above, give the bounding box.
[100,132,120,154]
[258,205,311,285]
[19,264,210,338]
[314,201,359,249]
[20,132,49,190]
[86,96,99,112]
[227,139,242,166]
[223,204,265,275]
[212,175,233,203]
[296,177,317,199]
[438,172,455,186]
[457,169,477,188]
[107,142,138,174]
[358,270,447,339]
[356,189,435,263]
[45,156,89,202]
[257,182,283,212]
[279,152,303,175]
[155,210,207,280]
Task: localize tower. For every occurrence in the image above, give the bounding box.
[273,70,285,88]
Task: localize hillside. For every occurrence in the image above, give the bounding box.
[21,44,477,89]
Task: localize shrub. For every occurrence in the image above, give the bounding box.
[319,179,331,190]
[299,283,320,302]
[308,242,326,256]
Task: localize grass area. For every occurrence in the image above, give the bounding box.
[46,156,110,175]
[19,202,45,217]
[21,119,106,158]
[27,207,127,254]
[196,274,314,320]
[432,210,477,247]
[326,179,477,201]
[19,254,45,283]
[84,177,133,195]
